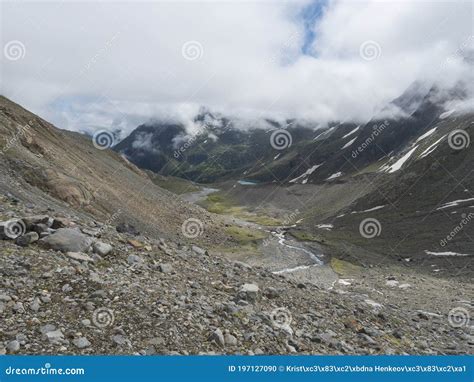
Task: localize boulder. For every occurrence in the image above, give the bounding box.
[191,245,207,256]
[116,222,139,236]
[159,263,173,273]
[51,217,71,229]
[209,328,225,347]
[15,232,39,247]
[239,283,259,302]
[22,215,49,229]
[92,241,113,256]
[40,228,93,253]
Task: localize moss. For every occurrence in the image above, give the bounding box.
[200,193,281,226]
[289,230,321,242]
[224,226,267,243]
[330,257,361,276]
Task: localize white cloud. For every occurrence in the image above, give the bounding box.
[1,0,472,136]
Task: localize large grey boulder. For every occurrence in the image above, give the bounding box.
[40,228,93,253]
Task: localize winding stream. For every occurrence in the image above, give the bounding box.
[183,186,337,287]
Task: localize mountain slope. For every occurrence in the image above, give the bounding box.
[0,96,226,244]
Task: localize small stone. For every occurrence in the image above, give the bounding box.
[45,329,64,343]
[159,263,173,273]
[62,284,73,293]
[6,340,20,353]
[92,241,113,256]
[191,245,207,256]
[81,319,91,326]
[15,232,39,247]
[30,297,41,312]
[66,252,94,262]
[116,223,139,236]
[127,239,144,249]
[22,215,49,229]
[224,333,238,346]
[112,335,129,346]
[33,223,50,234]
[127,254,143,265]
[239,283,259,302]
[40,324,56,334]
[209,328,225,347]
[264,287,280,299]
[72,337,91,349]
[51,217,71,229]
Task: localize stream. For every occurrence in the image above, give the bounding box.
[182,186,337,288]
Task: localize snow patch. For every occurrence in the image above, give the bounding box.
[326,172,342,180]
[289,163,323,184]
[338,279,352,286]
[424,250,471,257]
[316,224,333,230]
[342,126,360,139]
[341,136,357,150]
[418,135,446,159]
[415,127,437,143]
[436,197,474,210]
[386,145,418,173]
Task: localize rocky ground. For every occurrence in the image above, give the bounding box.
[0,194,472,355]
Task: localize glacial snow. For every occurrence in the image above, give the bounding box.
[342,125,360,139]
[326,172,342,180]
[386,145,418,173]
[415,127,437,143]
[341,137,357,150]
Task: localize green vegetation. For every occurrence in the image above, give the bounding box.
[289,229,322,242]
[199,193,282,226]
[330,257,361,276]
[224,225,267,243]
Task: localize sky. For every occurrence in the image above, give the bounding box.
[1,0,473,138]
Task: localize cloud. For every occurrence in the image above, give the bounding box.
[1,0,472,137]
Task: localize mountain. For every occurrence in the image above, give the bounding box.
[0,97,472,356]
[0,96,226,244]
[114,112,317,183]
[114,84,473,276]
